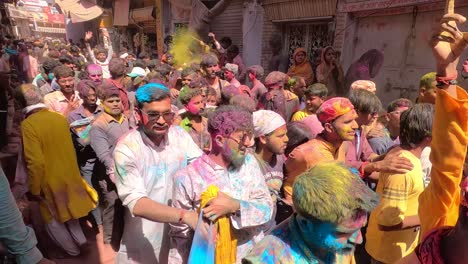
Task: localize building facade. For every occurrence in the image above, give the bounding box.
[335,0,468,105]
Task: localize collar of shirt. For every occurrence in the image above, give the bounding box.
[55,90,81,103]
[139,126,170,149]
[102,111,125,124]
[200,154,226,172]
[316,134,340,155]
[73,105,102,119]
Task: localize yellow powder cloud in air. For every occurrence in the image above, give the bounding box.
[170,28,211,69]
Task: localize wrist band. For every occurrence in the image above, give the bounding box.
[178,209,186,224]
[436,73,458,87]
[359,162,368,179]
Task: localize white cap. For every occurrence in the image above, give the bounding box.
[127,67,146,78]
[119,52,129,59]
[253,110,286,138]
[224,63,239,75]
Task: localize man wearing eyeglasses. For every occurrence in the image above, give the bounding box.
[169,105,273,264]
[113,83,203,264]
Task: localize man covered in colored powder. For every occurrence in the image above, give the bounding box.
[86,63,103,85]
[252,110,288,233]
[90,84,131,244]
[178,87,211,152]
[283,97,358,204]
[169,105,273,264]
[258,71,299,122]
[113,83,203,263]
[242,162,379,264]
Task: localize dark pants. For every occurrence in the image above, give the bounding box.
[97,179,120,244]
[81,169,102,226]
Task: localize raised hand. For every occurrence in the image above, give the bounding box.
[101,28,110,39]
[67,94,80,111]
[431,13,468,76]
[85,31,93,42]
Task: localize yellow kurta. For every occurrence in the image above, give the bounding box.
[21,109,97,223]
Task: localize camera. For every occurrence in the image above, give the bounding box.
[215,70,224,79]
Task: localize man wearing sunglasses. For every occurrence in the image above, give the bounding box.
[113,83,203,264]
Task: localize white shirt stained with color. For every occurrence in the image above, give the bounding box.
[169,154,273,264]
[114,126,202,264]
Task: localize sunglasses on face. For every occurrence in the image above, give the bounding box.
[141,110,175,122]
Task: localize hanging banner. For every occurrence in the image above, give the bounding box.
[43,6,65,24]
[114,0,130,26]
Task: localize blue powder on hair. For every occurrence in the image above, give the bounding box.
[135,83,170,104]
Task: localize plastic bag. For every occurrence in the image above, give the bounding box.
[188,209,215,264]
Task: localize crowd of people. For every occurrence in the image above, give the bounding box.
[0,11,468,264]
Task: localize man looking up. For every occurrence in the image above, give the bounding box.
[113,83,202,263]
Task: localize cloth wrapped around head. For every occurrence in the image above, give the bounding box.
[316,97,355,123]
[253,110,286,137]
[350,80,376,94]
[224,63,239,75]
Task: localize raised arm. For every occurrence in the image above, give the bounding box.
[418,13,468,237]
[84,31,97,63]
[101,29,113,62]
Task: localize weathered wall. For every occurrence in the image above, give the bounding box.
[337,1,468,106]
[209,0,244,51]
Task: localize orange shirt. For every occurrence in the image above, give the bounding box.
[418,86,468,237]
[283,136,346,203]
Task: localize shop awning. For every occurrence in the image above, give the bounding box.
[55,0,103,23]
[129,6,155,24]
[263,0,337,22]
[35,26,66,34]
